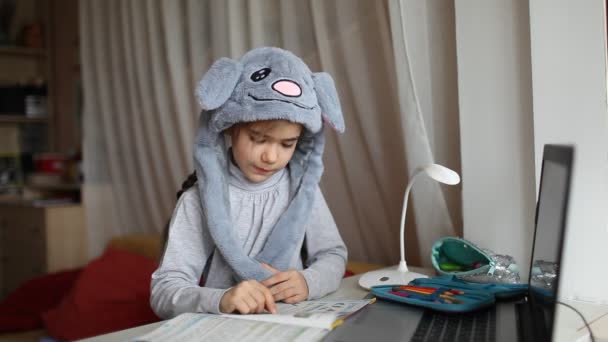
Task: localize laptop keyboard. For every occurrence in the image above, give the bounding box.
[410,307,496,342]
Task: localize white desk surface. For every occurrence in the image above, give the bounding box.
[554,299,608,342]
[79,267,607,342]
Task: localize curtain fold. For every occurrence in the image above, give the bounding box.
[109,0,148,233]
[310,0,411,264]
[388,0,460,266]
[80,0,460,267]
[122,0,165,228]
[146,2,186,189]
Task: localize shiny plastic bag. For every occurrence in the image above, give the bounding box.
[431,237,521,284]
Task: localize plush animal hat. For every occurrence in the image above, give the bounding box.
[194,47,344,282]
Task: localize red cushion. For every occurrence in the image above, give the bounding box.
[0,269,81,332]
[43,247,161,341]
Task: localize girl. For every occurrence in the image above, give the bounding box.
[150,47,347,318]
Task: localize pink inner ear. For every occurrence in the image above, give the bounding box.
[322,113,338,130]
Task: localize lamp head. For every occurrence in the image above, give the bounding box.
[423,164,460,185]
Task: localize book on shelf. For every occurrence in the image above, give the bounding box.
[0,126,21,194]
[0,155,22,194]
[134,298,375,342]
[0,126,20,154]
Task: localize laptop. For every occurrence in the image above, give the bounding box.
[323,144,574,342]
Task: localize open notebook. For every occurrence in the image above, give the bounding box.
[133,299,375,342]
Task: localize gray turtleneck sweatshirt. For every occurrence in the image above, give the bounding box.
[150,161,347,319]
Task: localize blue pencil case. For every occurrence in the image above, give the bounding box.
[370,275,528,313]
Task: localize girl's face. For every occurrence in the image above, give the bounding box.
[230,120,303,183]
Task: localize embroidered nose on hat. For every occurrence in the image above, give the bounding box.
[272,80,302,97]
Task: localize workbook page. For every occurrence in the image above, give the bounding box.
[222,299,374,329]
[132,313,328,342]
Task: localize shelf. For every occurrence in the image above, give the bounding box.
[0,196,79,208]
[0,46,46,58]
[0,115,49,124]
[26,182,81,191]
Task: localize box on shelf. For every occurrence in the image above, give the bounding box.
[33,153,67,174]
[22,152,82,202]
[0,83,47,116]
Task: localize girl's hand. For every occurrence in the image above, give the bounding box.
[261,263,309,304]
[219,280,277,314]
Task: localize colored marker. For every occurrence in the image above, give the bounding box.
[393,285,464,295]
[388,290,451,304]
[391,287,459,300]
[439,294,463,304]
[405,285,464,295]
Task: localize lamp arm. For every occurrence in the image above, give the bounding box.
[398,168,424,272]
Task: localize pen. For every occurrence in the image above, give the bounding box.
[389,289,464,304]
[439,294,463,304]
[392,285,464,295]
[391,287,459,299]
[388,291,450,304]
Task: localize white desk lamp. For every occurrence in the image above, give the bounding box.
[358,164,460,290]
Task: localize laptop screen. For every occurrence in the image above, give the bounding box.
[528,145,573,340]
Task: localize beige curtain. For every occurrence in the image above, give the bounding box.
[387,0,462,266]
[80,0,460,268]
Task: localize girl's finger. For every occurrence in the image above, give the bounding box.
[251,288,267,313]
[242,296,258,314]
[255,283,277,314]
[283,293,305,304]
[262,271,290,287]
[274,286,297,302]
[235,300,251,314]
[269,280,293,296]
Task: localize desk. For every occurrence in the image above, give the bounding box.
[553,300,608,342]
[79,267,607,342]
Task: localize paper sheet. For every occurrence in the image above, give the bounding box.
[221,299,374,329]
[275,299,372,317]
[132,313,328,342]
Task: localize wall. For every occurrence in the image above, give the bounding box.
[454,1,537,280]
[456,0,608,303]
[529,0,608,303]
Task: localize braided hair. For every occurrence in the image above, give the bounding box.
[176,171,198,201]
[161,171,198,250]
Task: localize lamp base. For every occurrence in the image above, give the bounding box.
[358,265,428,290]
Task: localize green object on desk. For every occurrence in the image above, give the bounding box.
[439,262,464,271]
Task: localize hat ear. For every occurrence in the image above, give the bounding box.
[196,58,242,110]
[312,72,345,133]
